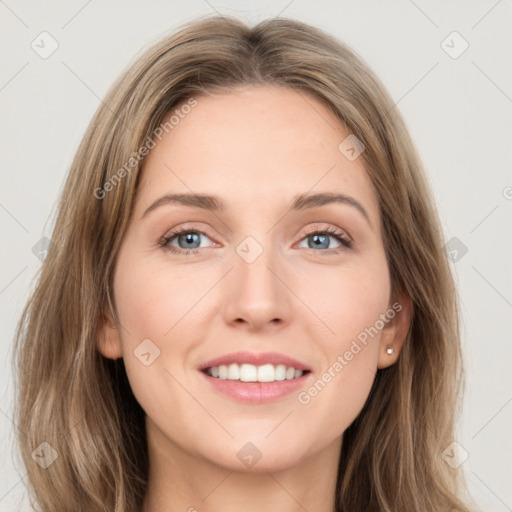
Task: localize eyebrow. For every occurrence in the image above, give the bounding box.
[141,192,372,228]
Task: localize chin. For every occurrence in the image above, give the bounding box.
[213,451,307,474]
[199,435,314,474]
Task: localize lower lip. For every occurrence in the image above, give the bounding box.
[199,371,311,403]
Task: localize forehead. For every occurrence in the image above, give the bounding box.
[136,85,379,225]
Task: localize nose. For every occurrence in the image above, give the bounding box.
[222,240,293,333]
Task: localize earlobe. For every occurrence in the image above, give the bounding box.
[96,312,123,360]
[377,292,413,369]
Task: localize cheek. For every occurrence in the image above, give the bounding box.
[111,251,205,423]
[295,252,390,347]
[113,249,209,342]
[294,255,389,425]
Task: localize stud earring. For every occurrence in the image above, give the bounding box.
[386,347,394,355]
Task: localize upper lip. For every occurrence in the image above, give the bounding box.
[199,351,311,372]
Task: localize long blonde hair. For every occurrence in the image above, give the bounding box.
[13,14,475,511]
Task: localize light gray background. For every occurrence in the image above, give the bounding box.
[1,1,511,510]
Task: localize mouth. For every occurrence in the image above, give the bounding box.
[198,351,312,403]
[202,363,311,382]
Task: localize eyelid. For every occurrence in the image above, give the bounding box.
[300,223,352,242]
[160,223,350,242]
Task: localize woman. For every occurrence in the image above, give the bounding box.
[13,14,477,512]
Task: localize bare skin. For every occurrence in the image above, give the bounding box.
[97,85,412,512]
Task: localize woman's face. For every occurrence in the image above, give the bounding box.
[98,85,410,472]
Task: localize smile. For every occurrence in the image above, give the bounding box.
[199,351,312,403]
[204,363,308,382]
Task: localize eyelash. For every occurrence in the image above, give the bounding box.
[159,225,353,256]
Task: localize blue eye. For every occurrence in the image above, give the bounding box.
[160,225,352,256]
[297,227,352,253]
[160,227,213,255]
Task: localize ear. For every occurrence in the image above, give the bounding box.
[96,311,123,360]
[377,291,413,369]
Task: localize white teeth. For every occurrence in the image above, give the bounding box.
[275,364,286,381]
[257,364,275,382]
[240,363,258,382]
[206,363,305,382]
[218,365,228,379]
[227,363,240,380]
